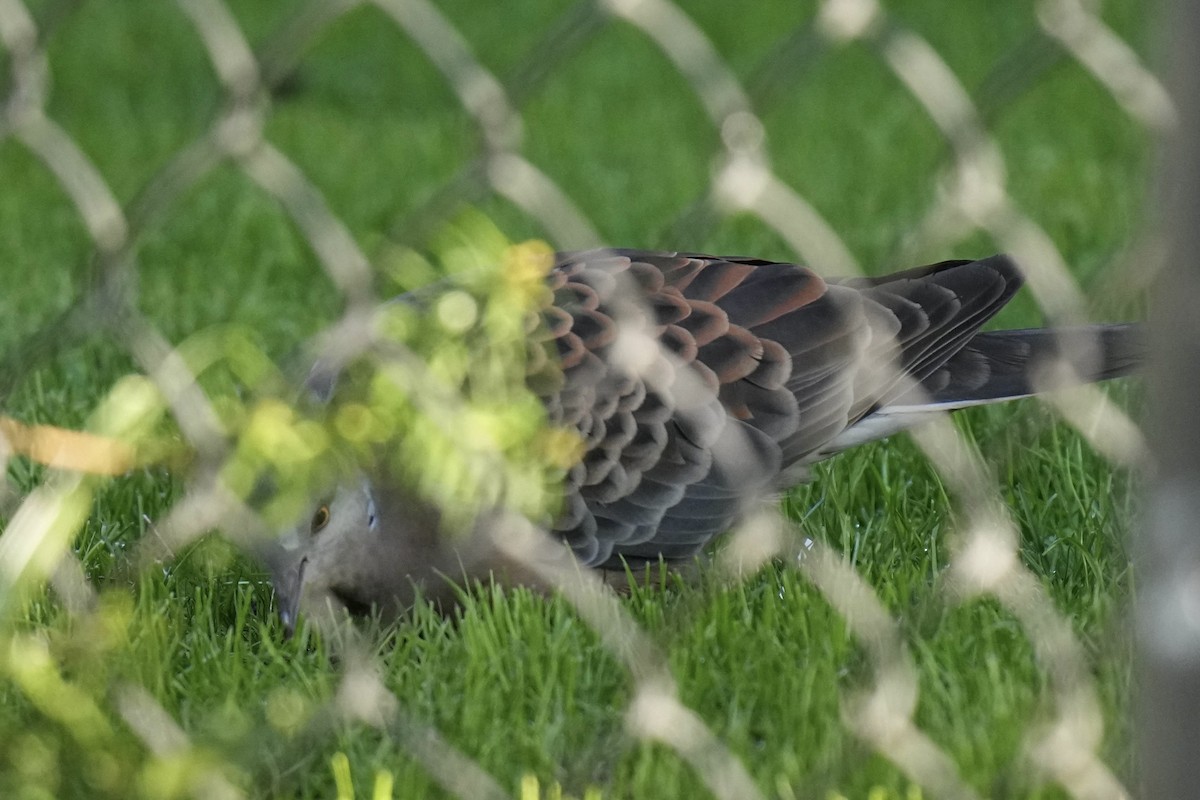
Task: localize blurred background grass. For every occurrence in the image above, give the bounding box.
[0,0,1153,797]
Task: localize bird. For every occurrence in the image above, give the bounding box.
[266,249,1142,634]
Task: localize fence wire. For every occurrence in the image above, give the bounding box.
[0,0,1168,798]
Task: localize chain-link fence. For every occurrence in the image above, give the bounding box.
[0,0,1173,797]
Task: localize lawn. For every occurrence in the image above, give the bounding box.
[0,0,1153,798]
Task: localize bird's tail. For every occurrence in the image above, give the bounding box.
[907,322,1145,411]
[816,323,1144,456]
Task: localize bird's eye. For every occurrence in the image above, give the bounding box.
[311,504,331,533]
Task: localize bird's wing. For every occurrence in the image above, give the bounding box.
[539,251,1025,567]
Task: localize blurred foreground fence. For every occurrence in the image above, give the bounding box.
[1141,1,1200,797]
[0,0,1180,797]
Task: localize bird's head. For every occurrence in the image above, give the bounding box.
[266,477,450,637]
[265,473,563,636]
[268,480,379,636]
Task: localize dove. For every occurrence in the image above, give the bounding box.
[267,250,1142,633]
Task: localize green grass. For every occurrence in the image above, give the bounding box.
[0,0,1152,797]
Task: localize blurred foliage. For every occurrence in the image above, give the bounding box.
[215,211,581,534]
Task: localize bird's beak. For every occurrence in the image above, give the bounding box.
[272,556,307,640]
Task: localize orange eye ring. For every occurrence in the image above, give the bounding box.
[311,505,331,533]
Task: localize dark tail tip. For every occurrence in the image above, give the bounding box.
[924,322,1145,406]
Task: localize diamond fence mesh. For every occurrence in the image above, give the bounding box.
[0,0,1174,798]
